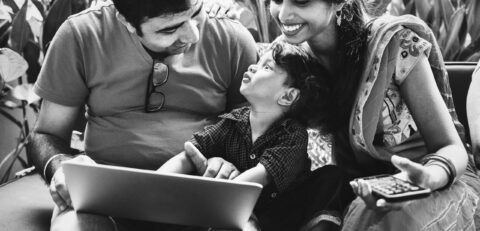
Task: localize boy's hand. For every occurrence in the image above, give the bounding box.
[184,142,240,179]
[184,142,208,174]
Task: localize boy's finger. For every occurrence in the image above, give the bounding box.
[184,142,208,174]
[203,158,222,178]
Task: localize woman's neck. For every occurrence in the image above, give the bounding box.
[249,106,283,143]
[307,24,338,72]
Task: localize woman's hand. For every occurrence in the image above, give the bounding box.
[204,0,236,19]
[350,155,440,212]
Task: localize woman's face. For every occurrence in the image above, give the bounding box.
[269,0,336,44]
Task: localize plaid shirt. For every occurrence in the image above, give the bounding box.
[190,106,310,209]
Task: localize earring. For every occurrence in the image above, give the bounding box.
[336,10,342,26]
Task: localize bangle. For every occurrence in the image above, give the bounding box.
[421,154,457,190]
[43,154,68,183]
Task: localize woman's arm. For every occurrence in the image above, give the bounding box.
[400,55,467,190]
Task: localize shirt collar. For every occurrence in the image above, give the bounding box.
[220,106,298,135]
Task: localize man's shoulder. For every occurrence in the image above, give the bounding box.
[65,2,116,28]
[203,16,255,45]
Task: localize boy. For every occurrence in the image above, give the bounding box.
[159,41,352,231]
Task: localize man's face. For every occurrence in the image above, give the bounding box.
[138,0,203,55]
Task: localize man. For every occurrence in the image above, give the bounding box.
[29,0,257,230]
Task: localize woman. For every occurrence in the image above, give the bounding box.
[268,0,480,230]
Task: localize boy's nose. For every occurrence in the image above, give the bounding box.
[248,65,257,73]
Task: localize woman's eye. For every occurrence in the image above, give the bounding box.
[263,65,273,70]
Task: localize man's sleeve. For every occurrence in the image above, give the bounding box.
[34,20,88,106]
[226,22,257,110]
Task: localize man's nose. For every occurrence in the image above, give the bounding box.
[178,20,200,44]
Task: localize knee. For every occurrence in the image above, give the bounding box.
[51,207,116,231]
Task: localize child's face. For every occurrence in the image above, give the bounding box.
[240,50,290,103]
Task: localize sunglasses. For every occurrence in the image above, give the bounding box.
[145,60,169,113]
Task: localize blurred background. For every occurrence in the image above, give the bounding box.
[1,0,479,183]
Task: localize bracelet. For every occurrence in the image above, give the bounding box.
[421,154,457,190]
[43,154,68,183]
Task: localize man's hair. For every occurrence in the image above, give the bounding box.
[269,41,332,127]
[112,0,193,35]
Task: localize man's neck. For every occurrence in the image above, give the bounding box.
[249,105,284,143]
[142,45,169,60]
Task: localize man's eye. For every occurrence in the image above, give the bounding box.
[159,29,177,34]
[263,65,273,70]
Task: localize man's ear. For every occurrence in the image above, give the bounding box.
[278,88,299,106]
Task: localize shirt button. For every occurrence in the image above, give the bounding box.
[271,192,277,198]
[249,154,256,160]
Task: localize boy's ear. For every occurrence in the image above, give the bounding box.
[277,88,299,106]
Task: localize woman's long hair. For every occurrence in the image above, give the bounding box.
[324,0,368,133]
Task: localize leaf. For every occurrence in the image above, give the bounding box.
[438,0,455,34]
[0,48,28,82]
[8,0,33,53]
[388,0,406,16]
[0,3,13,22]
[413,0,432,22]
[443,7,465,60]
[11,83,40,104]
[467,0,480,42]
[42,0,88,51]
[457,34,480,61]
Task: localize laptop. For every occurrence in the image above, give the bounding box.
[62,162,263,229]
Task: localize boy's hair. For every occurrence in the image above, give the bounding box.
[112,0,193,36]
[269,41,331,127]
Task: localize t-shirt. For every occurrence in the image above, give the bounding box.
[33,2,257,169]
[190,107,310,209]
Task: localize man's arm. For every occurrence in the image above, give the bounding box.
[467,62,480,163]
[28,100,82,183]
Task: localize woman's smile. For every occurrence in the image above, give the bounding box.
[281,23,305,37]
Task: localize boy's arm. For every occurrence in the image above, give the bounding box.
[157,152,195,174]
[233,163,271,186]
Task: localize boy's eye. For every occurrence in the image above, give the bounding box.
[263,64,273,70]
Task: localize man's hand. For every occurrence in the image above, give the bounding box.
[184,142,240,179]
[204,0,235,19]
[49,155,96,211]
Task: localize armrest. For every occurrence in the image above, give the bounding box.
[0,174,53,231]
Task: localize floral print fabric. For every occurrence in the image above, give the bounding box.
[379,29,432,147]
